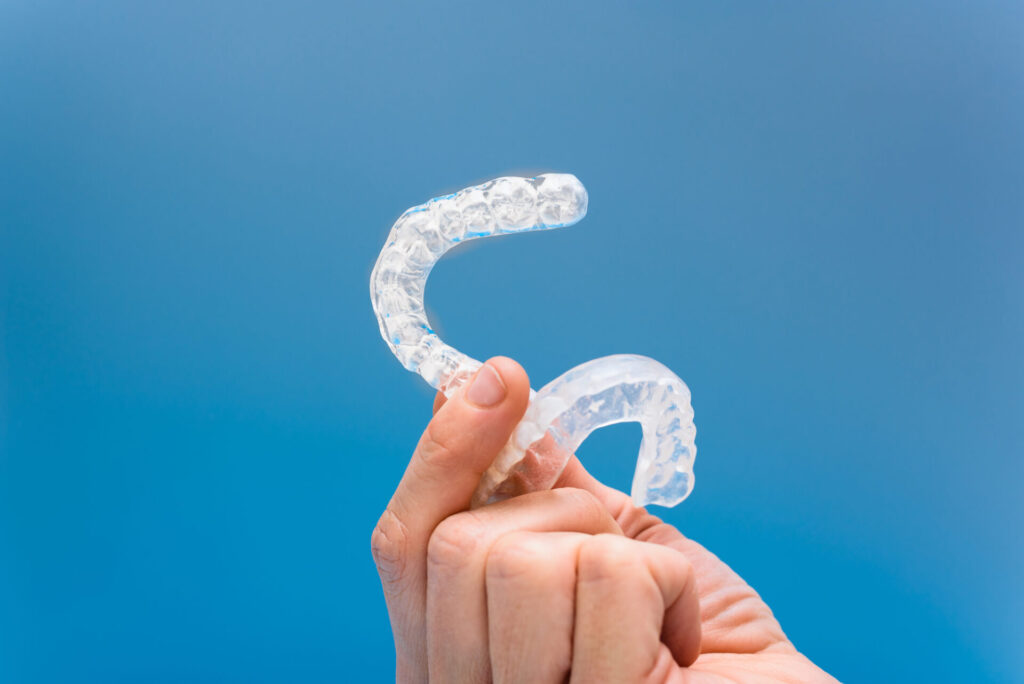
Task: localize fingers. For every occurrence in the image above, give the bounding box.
[485,532,585,684]
[571,534,701,682]
[426,488,621,683]
[485,531,700,684]
[556,455,794,659]
[370,357,531,679]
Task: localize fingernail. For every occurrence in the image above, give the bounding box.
[466,363,507,407]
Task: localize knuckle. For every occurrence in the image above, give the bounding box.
[486,532,547,581]
[370,509,411,590]
[426,512,485,571]
[416,422,461,470]
[578,533,643,583]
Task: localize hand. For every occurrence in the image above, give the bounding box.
[371,357,836,682]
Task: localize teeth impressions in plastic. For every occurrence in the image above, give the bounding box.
[370,173,697,508]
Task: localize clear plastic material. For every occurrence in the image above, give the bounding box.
[370,173,697,508]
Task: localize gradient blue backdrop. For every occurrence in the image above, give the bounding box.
[2,2,1022,682]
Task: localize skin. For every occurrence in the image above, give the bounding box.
[371,357,837,683]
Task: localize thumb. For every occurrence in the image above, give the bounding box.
[390,356,531,525]
[372,357,531,679]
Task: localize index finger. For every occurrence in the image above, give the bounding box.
[371,356,531,678]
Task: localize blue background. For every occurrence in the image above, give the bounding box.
[2,2,1022,681]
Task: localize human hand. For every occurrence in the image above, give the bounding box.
[371,357,836,682]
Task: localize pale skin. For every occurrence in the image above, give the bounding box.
[371,357,837,683]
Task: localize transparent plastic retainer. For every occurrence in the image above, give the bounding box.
[370,173,696,508]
